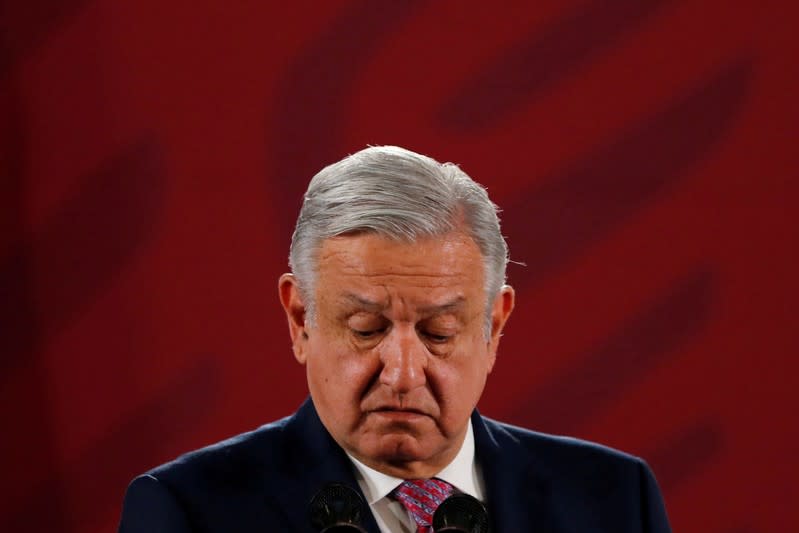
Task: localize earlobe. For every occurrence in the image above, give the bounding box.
[278,273,309,364]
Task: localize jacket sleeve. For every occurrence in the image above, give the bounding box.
[118,474,193,533]
[638,459,672,533]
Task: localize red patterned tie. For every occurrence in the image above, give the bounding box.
[392,478,456,533]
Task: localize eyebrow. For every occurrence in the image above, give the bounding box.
[338,293,467,315]
[417,296,467,315]
[338,293,385,312]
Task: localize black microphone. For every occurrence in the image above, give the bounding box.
[308,483,368,532]
[432,493,490,533]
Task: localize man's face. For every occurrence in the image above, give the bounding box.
[279,231,514,478]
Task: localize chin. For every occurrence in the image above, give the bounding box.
[371,433,431,463]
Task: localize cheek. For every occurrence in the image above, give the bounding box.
[306,337,378,395]
[435,350,490,407]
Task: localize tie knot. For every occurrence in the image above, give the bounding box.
[392,478,456,532]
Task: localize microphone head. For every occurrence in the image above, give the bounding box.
[432,493,490,533]
[308,482,368,532]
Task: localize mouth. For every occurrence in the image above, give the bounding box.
[370,406,428,420]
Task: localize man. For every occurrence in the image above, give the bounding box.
[119,146,671,532]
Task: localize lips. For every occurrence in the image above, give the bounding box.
[368,405,431,422]
[361,395,435,418]
[372,406,426,415]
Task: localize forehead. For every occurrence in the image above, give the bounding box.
[315,232,486,305]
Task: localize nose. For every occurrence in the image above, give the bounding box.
[378,325,427,394]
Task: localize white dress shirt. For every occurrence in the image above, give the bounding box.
[347,420,486,533]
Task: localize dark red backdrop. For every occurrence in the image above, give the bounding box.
[2,1,797,531]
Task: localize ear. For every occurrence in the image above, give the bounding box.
[278,273,309,365]
[486,285,515,373]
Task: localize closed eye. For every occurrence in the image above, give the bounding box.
[422,331,451,343]
[353,327,387,339]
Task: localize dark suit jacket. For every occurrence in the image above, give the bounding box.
[118,398,671,532]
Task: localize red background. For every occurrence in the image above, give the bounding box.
[2,1,797,532]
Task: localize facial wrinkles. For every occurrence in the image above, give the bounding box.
[348,295,428,419]
[297,232,506,478]
[319,234,482,311]
[322,232,474,273]
[317,237,484,372]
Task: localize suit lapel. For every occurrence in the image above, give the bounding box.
[268,399,381,533]
[472,412,554,533]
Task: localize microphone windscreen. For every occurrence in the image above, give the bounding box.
[432,493,490,532]
[308,483,368,532]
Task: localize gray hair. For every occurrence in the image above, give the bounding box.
[288,145,508,335]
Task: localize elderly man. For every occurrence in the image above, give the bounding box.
[119,146,671,532]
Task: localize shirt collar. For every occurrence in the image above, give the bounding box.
[347,419,480,505]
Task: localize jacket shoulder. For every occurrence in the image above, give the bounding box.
[478,416,657,497]
[145,413,295,491]
[120,414,301,532]
[483,416,644,466]
[476,416,671,532]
